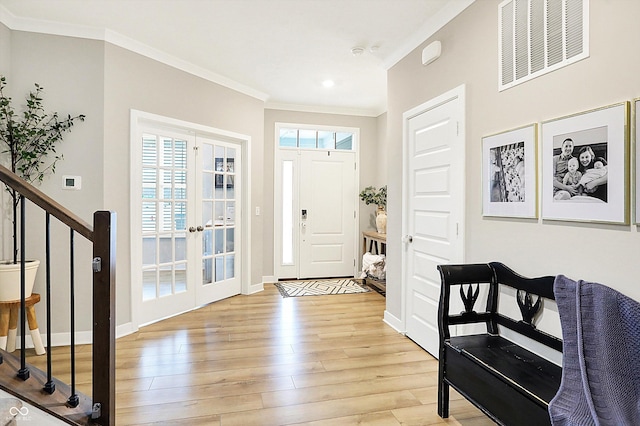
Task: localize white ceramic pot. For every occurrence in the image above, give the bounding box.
[375,208,387,234]
[0,260,39,301]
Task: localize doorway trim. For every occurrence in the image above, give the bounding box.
[129,109,253,329]
[273,122,360,280]
[399,84,466,332]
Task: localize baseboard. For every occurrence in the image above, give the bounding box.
[116,321,138,339]
[383,309,405,334]
[13,330,93,350]
[12,322,137,350]
[246,282,264,294]
[262,275,276,284]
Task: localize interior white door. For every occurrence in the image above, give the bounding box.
[195,136,242,302]
[403,86,465,358]
[134,125,243,326]
[299,150,357,279]
[138,128,195,325]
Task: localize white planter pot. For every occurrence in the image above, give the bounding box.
[0,260,40,301]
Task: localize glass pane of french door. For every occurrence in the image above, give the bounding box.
[197,137,241,301]
[141,133,190,302]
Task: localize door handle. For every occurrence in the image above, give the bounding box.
[197,225,204,232]
[189,226,197,233]
[403,235,413,243]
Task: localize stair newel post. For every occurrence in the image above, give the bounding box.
[66,228,79,408]
[43,213,55,394]
[17,195,29,381]
[92,210,116,425]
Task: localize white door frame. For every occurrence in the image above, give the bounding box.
[273,122,360,280]
[130,109,252,329]
[400,85,466,330]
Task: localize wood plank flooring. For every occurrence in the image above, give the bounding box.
[27,284,494,425]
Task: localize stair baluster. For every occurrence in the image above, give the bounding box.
[17,195,29,381]
[44,213,55,394]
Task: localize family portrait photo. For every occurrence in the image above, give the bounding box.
[542,102,628,224]
[551,126,608,203]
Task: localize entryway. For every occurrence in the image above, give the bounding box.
[274,124,359,280]
[402,85,466,358]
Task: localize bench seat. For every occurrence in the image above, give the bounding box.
[437,262,563,426]
[445,334,561,424]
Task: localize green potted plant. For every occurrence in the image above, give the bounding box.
[0,75,85,301]
[359,185,387,234]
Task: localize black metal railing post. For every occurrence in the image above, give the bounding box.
[67,229,79,408]
[17,195,29,381]
[43,213,55,394]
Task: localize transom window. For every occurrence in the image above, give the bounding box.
[279,127,354,150]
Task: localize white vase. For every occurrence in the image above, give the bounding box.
[375,208,387,234]
[0,260,39,301]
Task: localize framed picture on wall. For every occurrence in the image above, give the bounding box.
[482,124,537,218]
[541,102,630,224]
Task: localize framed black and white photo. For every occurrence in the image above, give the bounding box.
[542,102,629,224]
[482,124,537,218]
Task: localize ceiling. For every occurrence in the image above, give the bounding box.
[0,0,473,116]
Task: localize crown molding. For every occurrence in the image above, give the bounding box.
[0,4,269,102]
[265,101,385,118]
[383,0,475,70]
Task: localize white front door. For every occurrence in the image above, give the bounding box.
[299,150,356,278]
[133,118,244,326]
[275,149,357,280]
[403,85,466,358]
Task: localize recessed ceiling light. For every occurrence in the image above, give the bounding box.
[351,46,365,56]
[322,80,335,88]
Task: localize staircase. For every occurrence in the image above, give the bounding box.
[0,164,115,425]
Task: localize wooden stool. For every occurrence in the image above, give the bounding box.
[0,293,45,355]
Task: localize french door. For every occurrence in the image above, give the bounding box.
[134,123,241,326]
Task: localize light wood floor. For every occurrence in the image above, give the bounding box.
[27,284,494,425]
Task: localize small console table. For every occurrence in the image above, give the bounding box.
[362,231,386,295]
[362,231,386,256]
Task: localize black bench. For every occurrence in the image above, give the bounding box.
[437,262,563,426]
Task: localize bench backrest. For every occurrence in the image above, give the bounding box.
[437,262,562,352]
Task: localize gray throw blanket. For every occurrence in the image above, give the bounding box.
[549,275,640,425]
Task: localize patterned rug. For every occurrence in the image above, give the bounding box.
[274,279,371,297]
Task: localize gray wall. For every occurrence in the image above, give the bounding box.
[1,28,266,334]
[386,0,640,321]
[103,44,265,326]
[0,22,11,262]
[263,109,381,278]
[5,31,105,333]
[0,22,9,76]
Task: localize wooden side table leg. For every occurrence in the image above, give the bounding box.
[6,306,18,353]
[0,307,9,351]
[26,306,45,355]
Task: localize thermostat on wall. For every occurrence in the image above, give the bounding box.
[62,175,81,190]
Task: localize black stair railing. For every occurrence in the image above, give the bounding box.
[0,164,115,426]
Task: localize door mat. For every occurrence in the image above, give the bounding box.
[274,279,371,297]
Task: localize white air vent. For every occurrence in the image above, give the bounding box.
[499,0,589,90]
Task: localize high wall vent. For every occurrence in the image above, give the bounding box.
[499,0,589,91]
